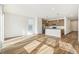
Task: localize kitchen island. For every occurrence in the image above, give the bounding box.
[45,27,64,38]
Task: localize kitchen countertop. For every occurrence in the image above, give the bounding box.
[45,26,64,30]
[46,28,64,30]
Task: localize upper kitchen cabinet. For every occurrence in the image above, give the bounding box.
[46,19,64,26]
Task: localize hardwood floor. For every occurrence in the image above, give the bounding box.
[0,31,79,54]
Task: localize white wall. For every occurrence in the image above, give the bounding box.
[37,18,42,34]
[4,13,42,38]
[0,5,2,47]
[64,18,78,35]
[0,5,4,48]
[4,13,27,38]
[64,17,71,35]
[71,20,78,31]
[78,8,79,42]
[35,17,42,34]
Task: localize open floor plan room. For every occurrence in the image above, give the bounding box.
[0,4,79,54]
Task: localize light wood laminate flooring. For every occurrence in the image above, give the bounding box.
[0,31,79,54]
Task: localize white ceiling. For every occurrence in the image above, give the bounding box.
[4,4,79,20]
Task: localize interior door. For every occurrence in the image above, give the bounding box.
[27,17,35,35]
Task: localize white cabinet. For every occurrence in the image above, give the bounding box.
[45,29,61,38]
